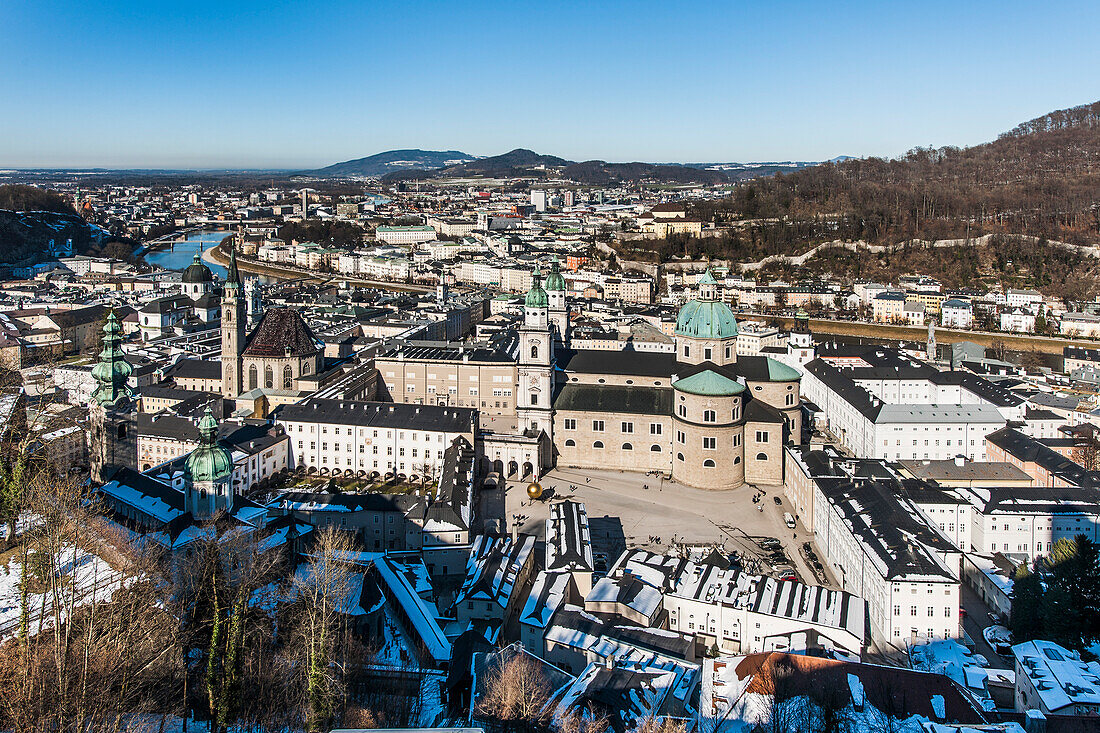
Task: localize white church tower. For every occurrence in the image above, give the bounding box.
[517,264,554,439]
[544,255,569,347]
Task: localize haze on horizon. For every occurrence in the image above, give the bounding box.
[3,0,1100,170]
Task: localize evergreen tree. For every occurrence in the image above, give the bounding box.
[1010,565,1043,641]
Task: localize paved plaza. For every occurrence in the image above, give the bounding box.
[496,466,836,587]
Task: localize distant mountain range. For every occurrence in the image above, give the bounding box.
[309,149,476,178]
[308,148,824,185]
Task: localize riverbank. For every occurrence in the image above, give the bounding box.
[204,245,433,292]
[773,315,1098,355]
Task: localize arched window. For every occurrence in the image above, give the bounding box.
[117,424,127,440]
[265,365,273,389]
[531,345,538,359]
[248,364,258,390]
[283,364,293,389]
[756,452,768,461]
[565,439,576,447]
[650,444,662,452]
[734,456,741,464]
[302,361,311,376]
[676,452,685,462]
[703,410,716,422]
[593,441,604,449]
[678,405,687,417]
[621,443,633,451]
[703,459,716,467]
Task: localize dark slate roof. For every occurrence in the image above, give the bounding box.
[979,486,1100,515]
[50,304,132,329]
[377,343,513,363]
[814,471,960,582]
[242,307,320,357]
[103,466,184,513]
[986,427,1100,488]
[743,398,785,424]
[552,383,672,416]
[424,436,474,531]
[272,490,418,513]
[275,398,476,433]
[1064,346,1100,363]
[163,358,222,380]
[139,295,193,314]
[558,349,677,378]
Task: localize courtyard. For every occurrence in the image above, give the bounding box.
[499,465,837,588]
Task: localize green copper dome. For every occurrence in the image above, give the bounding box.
[184,407,234,483]
[525,264,549,309]
[674,300,739,339]
[672,369,745,397]
[90,310,133,407]
[545,257,566,292]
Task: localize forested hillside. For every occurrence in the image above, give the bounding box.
[0,185,109,264]
[694,100,1100,246]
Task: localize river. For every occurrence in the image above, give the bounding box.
[145,229,280,284]
[144,229,232,279]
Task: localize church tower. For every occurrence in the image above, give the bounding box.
[183,407,235,519]
[244,277,263,328]
[927,319,937,362]
[517,264,554,438]
[89,311,136,483]
[787,310,815,368]
[545,255,569,347]
[221,244,246,398]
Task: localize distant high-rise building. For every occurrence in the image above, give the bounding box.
[530,190,547,213]
[562,190,575,207]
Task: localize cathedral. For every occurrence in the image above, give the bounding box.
[520,267,803,490]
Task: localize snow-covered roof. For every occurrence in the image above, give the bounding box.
[374,556,451,665]
[453,533,535,610]
[1012,639,1100,713]
[519,570,572,630]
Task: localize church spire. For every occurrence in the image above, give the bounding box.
[226,242,240,289]
[90,310,133,407]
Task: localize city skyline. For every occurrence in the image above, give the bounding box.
[4,0,1100,168]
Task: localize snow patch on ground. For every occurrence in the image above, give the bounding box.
[0,544,126,638]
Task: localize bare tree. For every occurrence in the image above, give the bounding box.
[1073,439,1100,471]
[476,651,553,733]
[289,526,356,733]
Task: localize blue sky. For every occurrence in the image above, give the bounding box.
[3,0,1100,168]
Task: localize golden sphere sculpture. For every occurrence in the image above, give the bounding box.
[526,482,543,500]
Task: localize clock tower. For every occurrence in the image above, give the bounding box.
[517,264,554,439]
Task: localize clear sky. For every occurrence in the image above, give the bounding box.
[3,0,1100,169]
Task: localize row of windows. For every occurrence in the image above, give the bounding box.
[564,440,662,452]
[248,363,301,390]
[894,605,953,618]
[886,439,976,447]
[565,419,663,435]
[682,345,734,360]
[290,425,443,441]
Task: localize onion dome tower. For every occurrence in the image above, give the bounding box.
[545,256,569,346]
[183,407,235,519]
[90,311,136,483]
